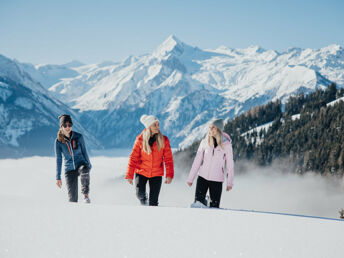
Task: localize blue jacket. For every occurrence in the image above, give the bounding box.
[54,131,92,180]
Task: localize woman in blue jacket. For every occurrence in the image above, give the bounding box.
[55,114,92,203]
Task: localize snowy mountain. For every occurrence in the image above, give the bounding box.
[2,36,344,150]
[63,60,85,68]
[18,62,81,89]
[44,35,343,148]
[0,55,100,157]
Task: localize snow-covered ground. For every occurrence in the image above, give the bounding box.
[1,155,344,258]
[241,121,274,145]
[327,96,344,106]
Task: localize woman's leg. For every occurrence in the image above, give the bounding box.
[65,170,79,202]
[208,181,223,208]
[148,176,162,206]
[194,176,209,206]
[135,174,148,205]
[78,164,90,196]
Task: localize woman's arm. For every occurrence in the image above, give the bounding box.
[225,142,234,188]
[79,135,92,169]
[125,136,142,180]
[163,136,174,179]
[187,141,205,184]
[55,139,63,180]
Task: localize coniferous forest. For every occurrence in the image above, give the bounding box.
[176,83,344,176]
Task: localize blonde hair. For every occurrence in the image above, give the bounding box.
[207,128,223,149]
[142,129,164,154]
[57,128,66,143]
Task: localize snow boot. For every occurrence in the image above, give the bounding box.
[83,195,91,204]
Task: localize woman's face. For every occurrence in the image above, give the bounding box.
[209,125,218,137]
[61,122,72,135]
[150,121,160,135]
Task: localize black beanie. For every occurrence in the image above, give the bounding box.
[58,114,73,126]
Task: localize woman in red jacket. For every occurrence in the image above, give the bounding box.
[125,115,174,206]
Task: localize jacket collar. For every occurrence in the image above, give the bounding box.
[64,131,74,142]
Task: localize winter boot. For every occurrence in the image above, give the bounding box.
[83,195,91,204]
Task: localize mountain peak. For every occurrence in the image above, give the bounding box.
[246,45,265,53]
[286,47,303,54]
[235,45,266,55]
[164,34,183,46]
[63,60,85,68]
[320,44,343,55]
[154,35,186,57]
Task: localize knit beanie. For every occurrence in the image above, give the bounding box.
[140,114,159,128]
[59,114,73,127]
[211,118,224,131]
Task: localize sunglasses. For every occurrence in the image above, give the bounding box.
[62,123,73,128]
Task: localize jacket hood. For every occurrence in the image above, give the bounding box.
[200,132,232,148]
[221,132,232,144]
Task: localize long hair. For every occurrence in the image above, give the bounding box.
[207,128,223,149]
[57,127,66,143]
[142,129,164,154]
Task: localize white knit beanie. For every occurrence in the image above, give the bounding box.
[140,114,159,128]
[211,118,224,131]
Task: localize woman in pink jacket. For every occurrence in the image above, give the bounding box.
[187,119,234,208]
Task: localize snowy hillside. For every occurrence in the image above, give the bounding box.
[327,96,344,106]
[1,156,344,258]
[44,35,343,148]
[19,62,80,89]
[0,55,100,157]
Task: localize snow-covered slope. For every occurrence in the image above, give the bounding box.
[49,61,121,105]
[1,156,344,258]
[0,54,47,93]
[0,55,100,157]
[19,62,81,89]
[44,35,343,148]
[3,202,343,258]
[327,96,344,106]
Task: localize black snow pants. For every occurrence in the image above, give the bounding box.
[195,176,223,208]
[135,174,162,206]
[65,164,90,202]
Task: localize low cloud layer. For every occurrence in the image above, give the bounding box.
[1,156,343,218]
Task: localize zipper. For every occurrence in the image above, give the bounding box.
[151,142,154,177]
[65,133,76,170]
[70,141,76,170]
[70,133,76,170]
[208,146,215,179]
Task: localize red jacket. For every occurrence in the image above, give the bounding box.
[125,130,174,179]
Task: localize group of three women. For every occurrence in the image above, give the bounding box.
[55,114,234,208]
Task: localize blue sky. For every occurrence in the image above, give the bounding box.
[0,0,343,64]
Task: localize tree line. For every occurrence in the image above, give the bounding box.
[175,83,344,176]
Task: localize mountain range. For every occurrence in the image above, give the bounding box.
[1,35,343,156]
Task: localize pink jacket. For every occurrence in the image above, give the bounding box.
[187,132,234,187]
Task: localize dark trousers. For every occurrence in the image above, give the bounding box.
[135,174,162,206]
[65,164,90,202]
[195,176,223,208]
